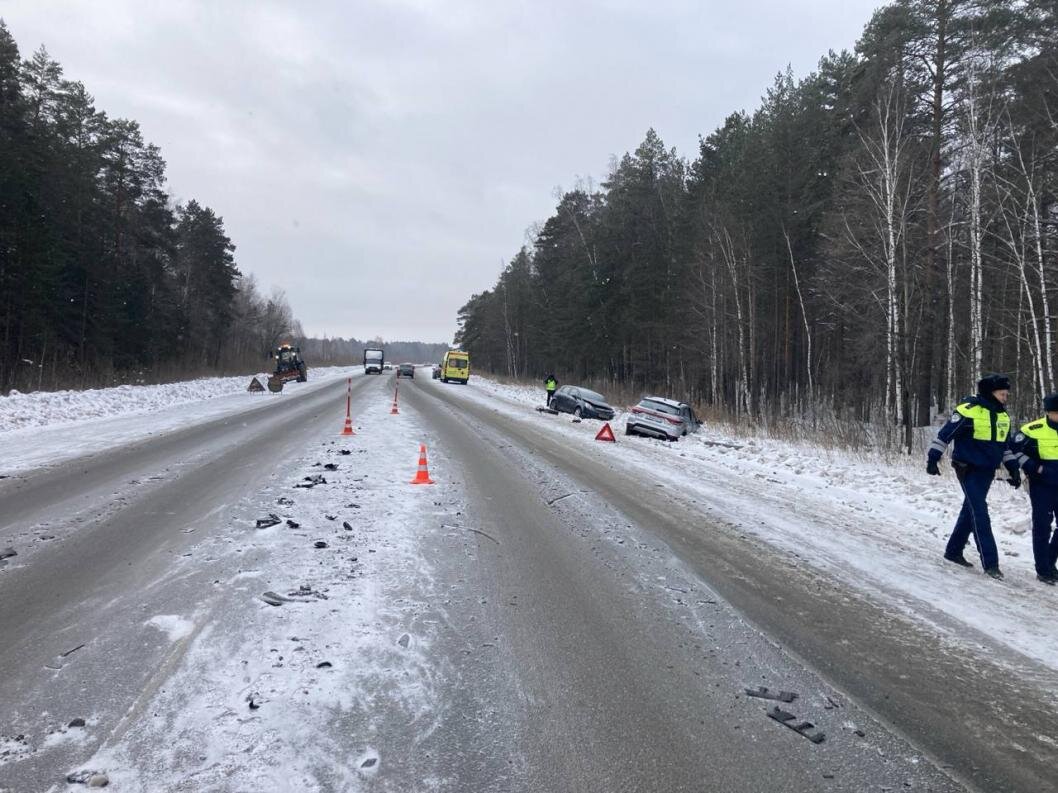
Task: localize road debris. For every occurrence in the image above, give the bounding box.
[744,686,798,703]
[314,540,328,549]
[286,519,300,529]
[66,770,109,786]
[0,547,16,560]
[255,514,281,528]
[259,591,294,606]
[291,584,328,600]
[767,705,825,743]
[464,527,500,544]
[324,463,339,471]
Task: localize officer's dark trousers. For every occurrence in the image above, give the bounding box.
[1028,482,1058,574]
[547,390,555,406]
[946,465,999,570]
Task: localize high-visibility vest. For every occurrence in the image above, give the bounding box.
[1020,418,1058,460]
[546,379,556,391]
[955,402,1010,442]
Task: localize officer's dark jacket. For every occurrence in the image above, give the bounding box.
[1013,417,1058,486]
[927,394,1019,472]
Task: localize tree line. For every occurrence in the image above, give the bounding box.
[455,0,1058,448]
[0,21,306,393]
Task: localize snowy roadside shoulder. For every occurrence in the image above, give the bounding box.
[0,366,362,433]
[0,366,362,475]
[62,393,453,792]
[435,375,1058,677]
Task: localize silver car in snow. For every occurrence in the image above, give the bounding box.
[626,396,701,441]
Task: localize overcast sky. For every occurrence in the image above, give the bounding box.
[3,0,880,343]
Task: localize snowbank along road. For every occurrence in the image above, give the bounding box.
[0,368,1054,791]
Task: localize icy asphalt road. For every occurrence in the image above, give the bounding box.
[403,377,1057,793]
[0,374,368,791]
[0,371,1051,791]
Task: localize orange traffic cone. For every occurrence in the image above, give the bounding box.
[410,444,434,485]
[340,378,356,436]
[390,385,400,415]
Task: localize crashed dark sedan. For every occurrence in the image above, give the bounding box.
[550,385,616,421]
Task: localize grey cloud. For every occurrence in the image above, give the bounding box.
[4,0,879,341]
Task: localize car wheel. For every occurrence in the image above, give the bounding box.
[625,424,633,436]
[573,406,582,418]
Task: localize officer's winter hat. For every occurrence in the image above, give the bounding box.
[977,373,1011,395]
[1043,393,1058,412]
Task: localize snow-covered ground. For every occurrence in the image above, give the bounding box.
[437,376,1058,676]
[0,367,361,474]
[59,386,453,791]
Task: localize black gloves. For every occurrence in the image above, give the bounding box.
[1008,470,1022,489]
[926,458,941,476]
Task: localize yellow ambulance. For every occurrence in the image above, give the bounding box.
[441,350,470,384]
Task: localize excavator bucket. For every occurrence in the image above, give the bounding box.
[267,375,285,393]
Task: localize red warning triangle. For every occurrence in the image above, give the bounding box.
[595,422,616,442]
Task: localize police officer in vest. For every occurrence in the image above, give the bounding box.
[1012,394,1058,585]
[926,373,1021,579]
[545,374,557,407]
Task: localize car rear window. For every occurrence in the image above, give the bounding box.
[642,399,679,416]
[449,358,467,369]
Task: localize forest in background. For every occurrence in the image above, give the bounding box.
[0,22,446,395]
[455,0,1058,449]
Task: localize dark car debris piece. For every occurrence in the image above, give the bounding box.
[767,706,825,743]
[255,514,281,529]
[0,547,16,560]
[296,474,327,488]
[277,496,294,506]
[745,686,798,703]
[324,463,339,471]
[260,591,294,606]
[314,540,328,549]
[286,519,300,529]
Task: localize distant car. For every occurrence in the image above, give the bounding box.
[626,396,701,441]
[551,385,615,421]
[383,363,393,370]
[397,363,415,378]
[432,365,441,379]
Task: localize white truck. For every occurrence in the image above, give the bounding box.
[363,348,384,374]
